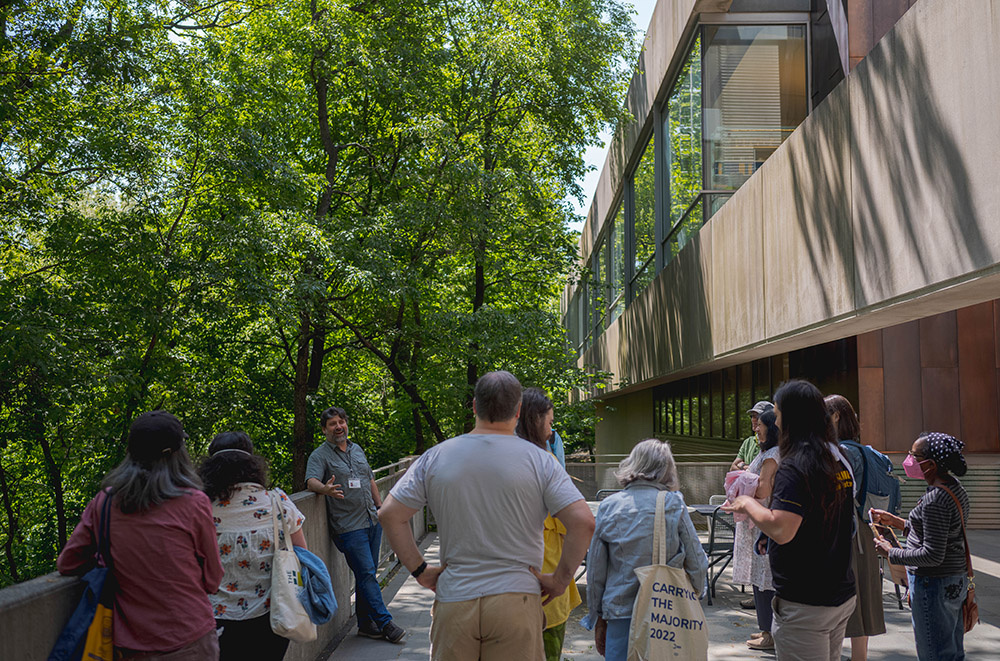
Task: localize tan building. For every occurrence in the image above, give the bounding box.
[564,0,1000,493]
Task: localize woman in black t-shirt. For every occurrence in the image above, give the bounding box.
[725,380,856,661]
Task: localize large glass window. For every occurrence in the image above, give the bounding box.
[661,24,806,270]
[703,25,807,192]
[663,35,702,267]
[610,208,625,322]
[632,135,656,296]
[592,236,608,334]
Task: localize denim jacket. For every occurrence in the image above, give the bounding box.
[582,481,708,627]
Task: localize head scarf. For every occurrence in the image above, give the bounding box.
[922,432,966,474]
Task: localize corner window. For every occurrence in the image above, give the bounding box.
[662,23,807,268]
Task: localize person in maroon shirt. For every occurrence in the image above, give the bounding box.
[58,410,224,660]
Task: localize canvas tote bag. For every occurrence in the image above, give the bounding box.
[627,490,709,661]
[269,492,317,642]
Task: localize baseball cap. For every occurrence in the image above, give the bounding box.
[128,410,188,462]
[747,401,774,416]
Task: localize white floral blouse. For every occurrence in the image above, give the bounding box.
[209,483,305,620]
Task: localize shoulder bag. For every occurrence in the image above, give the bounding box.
[939,485,979,633]
[49,488,115,661]
[268,492,317,642]
[626,490,708,660]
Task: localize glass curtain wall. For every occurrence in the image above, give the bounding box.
[632,135,656,297]
[662,24,806,268]
[663,35,702,266]
[571,22,808,354]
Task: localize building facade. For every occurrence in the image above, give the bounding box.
[564,0,1000,465]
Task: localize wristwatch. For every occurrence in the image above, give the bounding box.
[412,560,428,578]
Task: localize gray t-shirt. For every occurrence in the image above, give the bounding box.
[305,440,377,535]
[389,433,584,602]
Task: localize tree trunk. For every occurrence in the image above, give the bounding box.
[0,460,19,582]
[38,424,67,550]
[291,312,312,490]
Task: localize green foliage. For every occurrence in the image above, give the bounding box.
[0,0,636,586]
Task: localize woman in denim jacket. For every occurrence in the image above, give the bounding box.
[583,439,708,660]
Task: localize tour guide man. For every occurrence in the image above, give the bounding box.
[306,406,405,643]
[379,370,595,661]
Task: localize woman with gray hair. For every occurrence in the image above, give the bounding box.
[58,410,224,659]
[582,439,708,660]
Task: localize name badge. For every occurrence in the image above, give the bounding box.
[348,478,362,489]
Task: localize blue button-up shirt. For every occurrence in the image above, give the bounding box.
[583,481,708,626]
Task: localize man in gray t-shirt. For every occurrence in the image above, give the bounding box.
[380,371,594,661]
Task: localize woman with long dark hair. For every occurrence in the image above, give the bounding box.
[58,410,224,659]
[731,409,781,650]
[515,388,581,661]
[825,394,885,661]
[199,431,307,661]
[872,432,970,660]
[724,380,856,660]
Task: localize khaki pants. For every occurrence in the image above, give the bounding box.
[772,595,856,661]
[430,593,544,661]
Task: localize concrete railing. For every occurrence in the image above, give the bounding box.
[568,460,731,505]
[0,456,426,661]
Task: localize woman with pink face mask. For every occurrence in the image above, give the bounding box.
[871,432,969,660]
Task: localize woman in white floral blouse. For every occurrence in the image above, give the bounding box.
[200,432,307,661]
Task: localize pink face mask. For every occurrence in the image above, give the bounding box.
[903,453,927,479]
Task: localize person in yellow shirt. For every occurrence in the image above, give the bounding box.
[516,388,582,661]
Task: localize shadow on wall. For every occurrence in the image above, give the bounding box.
[617,231,713,387]
[791,8,989,314]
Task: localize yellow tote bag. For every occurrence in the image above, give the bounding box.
[81,599,114,661]
[626,491,708,661]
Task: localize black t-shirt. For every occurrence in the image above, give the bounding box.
[769,452,856,606]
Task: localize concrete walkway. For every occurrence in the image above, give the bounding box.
[326,531,1000,660]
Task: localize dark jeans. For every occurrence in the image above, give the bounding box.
[332,522,392,630]
[753,586,775,632]
[216,614,289,661]
[909,571,967,660]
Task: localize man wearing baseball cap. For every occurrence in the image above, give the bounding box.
[731,401,773,472]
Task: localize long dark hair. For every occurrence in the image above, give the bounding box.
[198,431,269,502]
[774,380,847,524]
[758,410,779,452]
[102,446,202,514]
[515,387,554,449]
[824,394,860,442]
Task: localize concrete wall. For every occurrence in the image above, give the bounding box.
[581,0,1000,411]
[595,388,655,455]
[0,487,427,661]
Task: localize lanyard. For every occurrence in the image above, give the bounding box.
[335,442,357,478]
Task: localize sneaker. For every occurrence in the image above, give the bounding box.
[747,632,774,650]
[740,597,756,610]
[381,621,406,643]
[748,631,766,640]
[358,623,382,639]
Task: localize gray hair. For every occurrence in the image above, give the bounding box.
[102,445,202,513]
[615,439,679,489]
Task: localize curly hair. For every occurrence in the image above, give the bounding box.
[198,431,269,502]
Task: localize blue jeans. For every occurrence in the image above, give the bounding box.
[332,523,392,630]
[908,571,967,661]
[604,618,631,661]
